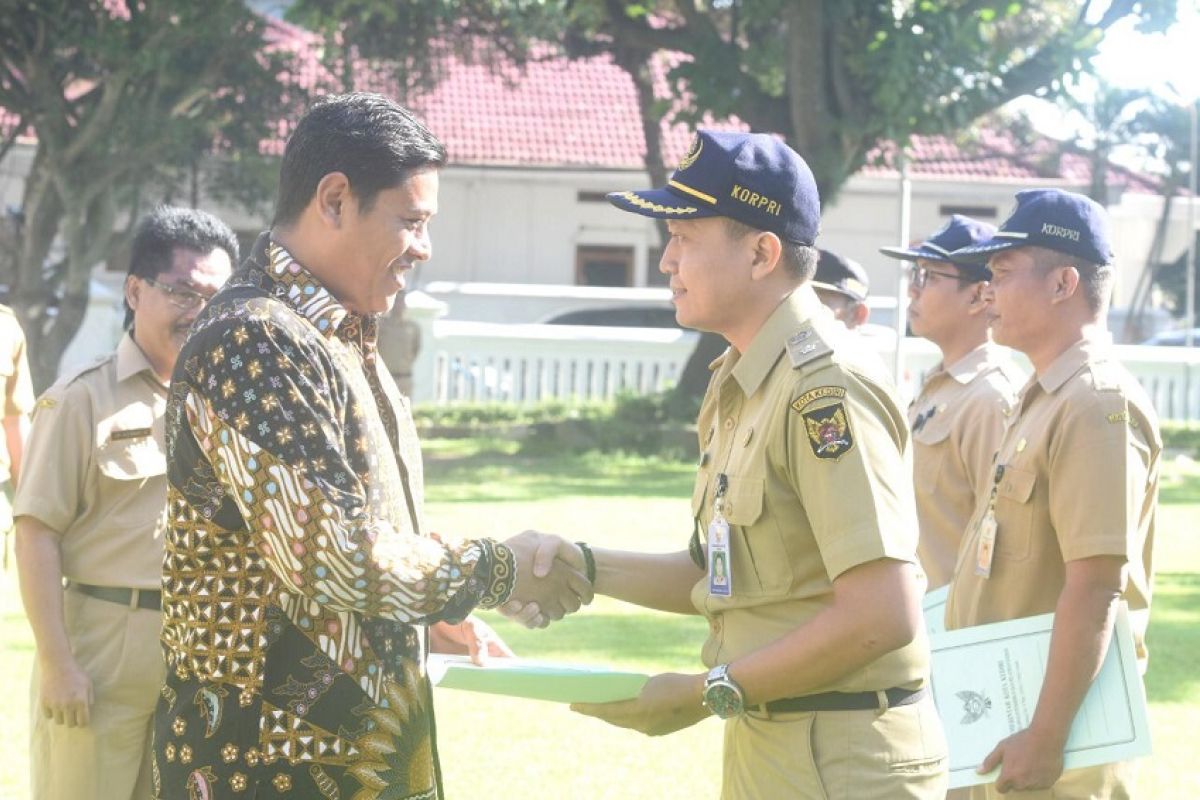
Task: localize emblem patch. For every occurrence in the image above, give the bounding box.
[956,690,993,725]
[802,402,853,459]
[791,385,845,413]
[677,135,703,171]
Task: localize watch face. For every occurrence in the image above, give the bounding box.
[704,682,743,719]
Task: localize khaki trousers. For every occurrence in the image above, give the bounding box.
[722,693,948,799]
[30,588,165,800]
[965,761,1137,799]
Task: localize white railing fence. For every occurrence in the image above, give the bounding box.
[421,321,698,404]
[412,317,1200,423]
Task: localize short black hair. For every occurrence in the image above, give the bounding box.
[273,92,447,227]
[1030,246,1113,315]
[724,218,818,282]
[125,206,239,328]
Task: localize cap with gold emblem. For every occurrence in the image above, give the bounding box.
[607,129,821,245]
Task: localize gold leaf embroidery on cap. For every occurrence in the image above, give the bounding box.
[615,192,699,215]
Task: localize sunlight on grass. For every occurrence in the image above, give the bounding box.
[1,444,1196,798]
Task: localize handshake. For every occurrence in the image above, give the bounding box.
[498,530,593,629]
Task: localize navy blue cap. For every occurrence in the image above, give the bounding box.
[606,130,821,245]
[951,189,1114,266]
[813,249,869,302]
[879,215,997,280]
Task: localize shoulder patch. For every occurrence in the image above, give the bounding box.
[791,385,846,413]
[786,325,832,368]
[801,402,854,460]
[34,396,57,411]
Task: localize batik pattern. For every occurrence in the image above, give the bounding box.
[155,236,514,799]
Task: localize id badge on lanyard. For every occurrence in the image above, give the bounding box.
[708,473,732,596]
[974,464,1005,579]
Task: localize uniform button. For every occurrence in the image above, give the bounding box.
[724,418,735,430]
[710,617,722,634]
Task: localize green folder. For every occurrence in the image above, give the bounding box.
[429,655,649,704]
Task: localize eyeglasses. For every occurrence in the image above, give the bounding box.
[906,264,977,290]
[143,277,215,311]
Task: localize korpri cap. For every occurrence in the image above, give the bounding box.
[607,129,821,245]
[812,249,869,302]
[879,215,997,280]
[950,189,1114,266]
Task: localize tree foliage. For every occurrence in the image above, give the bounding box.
[0,0,296,388]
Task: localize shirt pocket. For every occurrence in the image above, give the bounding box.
[724,475,793,596]
[97,435,167,481]
[994,464,1035,560]
[912,415,952,493]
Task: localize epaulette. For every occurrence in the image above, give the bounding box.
[53,352,113,388]
[1087,359,1125,393]
[32,353,111,411]
[786,323,833,369]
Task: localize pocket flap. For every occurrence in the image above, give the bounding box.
[996,465,1035,503]
[912,412,952,446]
[97,437,166,480]
[723,477,764,526]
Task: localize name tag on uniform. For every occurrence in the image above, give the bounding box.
[707,515,732,596]
[974,512,998,578]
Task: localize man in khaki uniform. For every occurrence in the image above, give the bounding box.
[879,216,1023,588]
[812,248,871,329]
[0,303,34,563]
[946,189,1160,798]
[14,206,236,800]
[511,130,947,798]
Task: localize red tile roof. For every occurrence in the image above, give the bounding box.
[1,16,1163,194]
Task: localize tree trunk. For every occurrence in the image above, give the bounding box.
[10,147,118,392]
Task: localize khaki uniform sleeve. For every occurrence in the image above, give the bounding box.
[6,329,35,417]
[785,370,918,580]
[12,381,93,534]
[1048,390,1150,562]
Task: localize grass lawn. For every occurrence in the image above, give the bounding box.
[1,442,1197,798]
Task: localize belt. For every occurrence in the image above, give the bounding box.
[70,582,162,611]
[761,686,926,714]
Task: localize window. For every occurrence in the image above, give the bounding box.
[645,245,668,286]
[576,245,634,287]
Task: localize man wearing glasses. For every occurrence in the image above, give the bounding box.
[880,216,1023,589]
[14,206,235,799]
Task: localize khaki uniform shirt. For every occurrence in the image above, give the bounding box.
[0,304,36,483]
[690,285,928,693]
[909,344,1022,588]
[14,333,168,589]
[946,338,1160,663]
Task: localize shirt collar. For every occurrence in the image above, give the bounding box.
[258,238,379,352]
[730,284,832,397]
[944,342,1001,385]
[1037,334,1112,394]
[116,331,164,387]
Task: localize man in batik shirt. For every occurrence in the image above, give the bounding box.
[153,93,589,799]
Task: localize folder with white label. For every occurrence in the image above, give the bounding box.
[930,604,1151,789]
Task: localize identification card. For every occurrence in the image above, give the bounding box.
[974,511,997,578]
[707,515,732,596]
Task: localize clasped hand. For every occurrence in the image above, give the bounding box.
[500,530,592,628]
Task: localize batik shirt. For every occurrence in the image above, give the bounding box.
[154,235,515,800]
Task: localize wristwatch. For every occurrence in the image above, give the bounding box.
[702,663,745,719]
